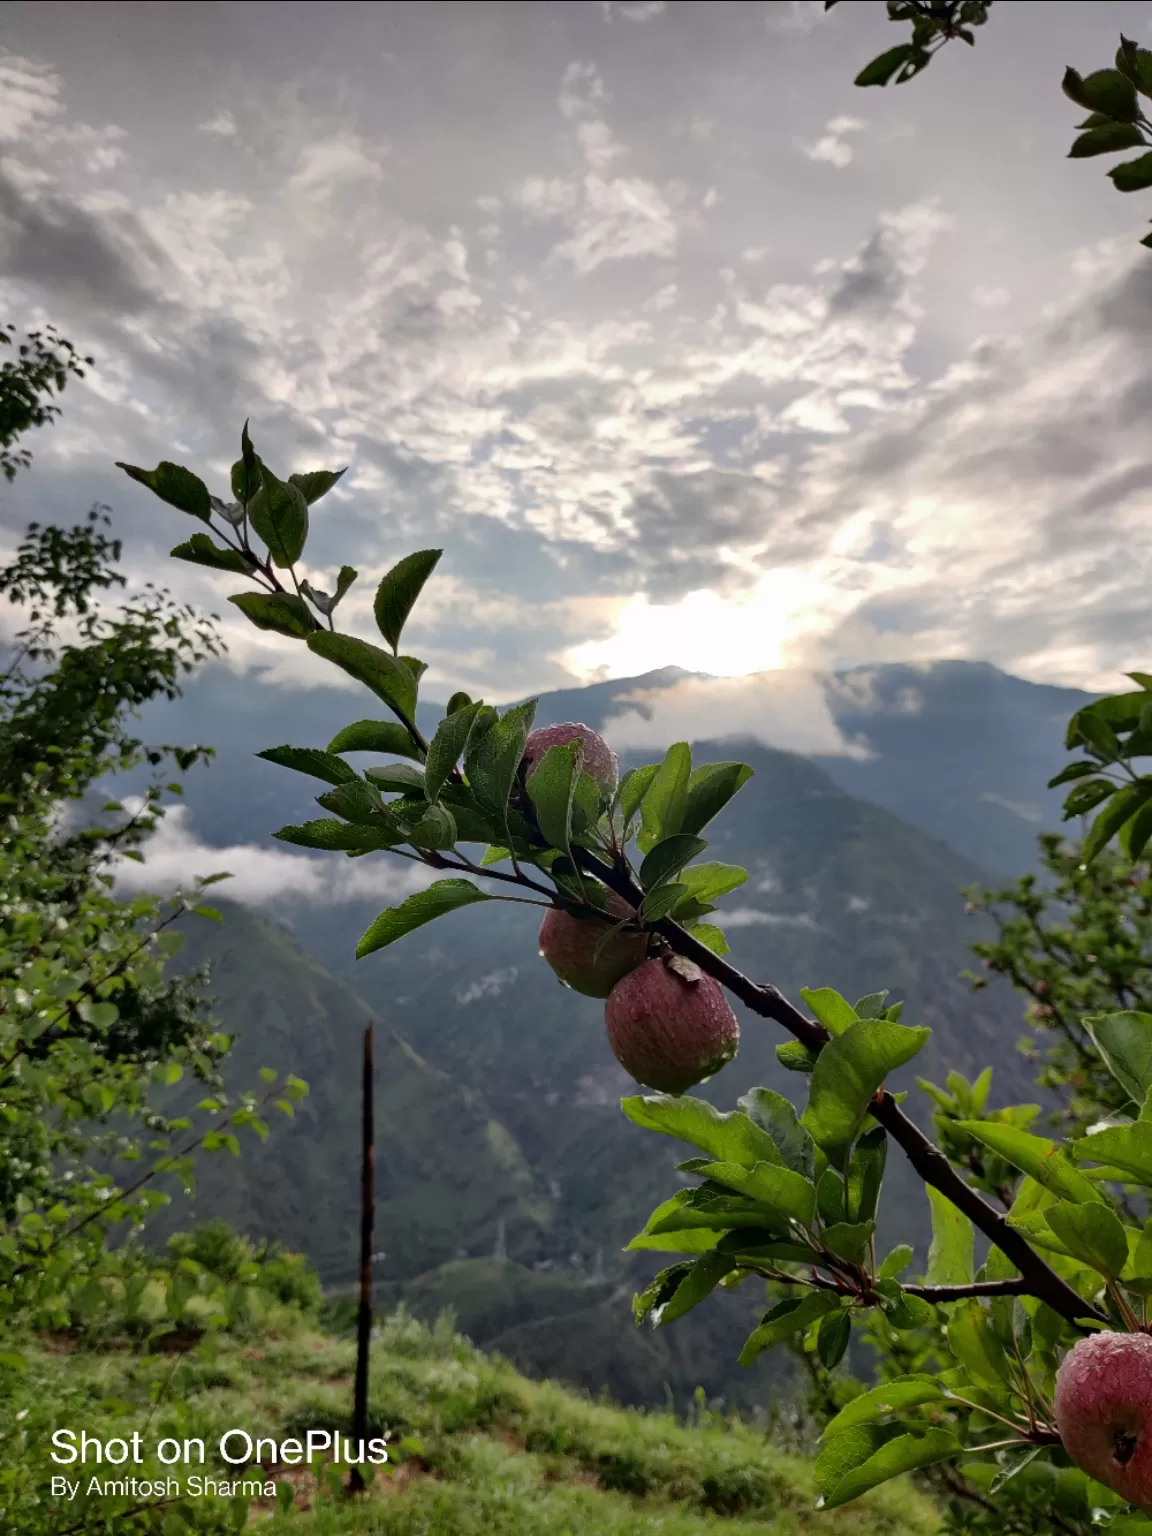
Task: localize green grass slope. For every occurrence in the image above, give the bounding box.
[7,1309,939,1535]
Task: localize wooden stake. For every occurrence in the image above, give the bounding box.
[349,1022,374,1495]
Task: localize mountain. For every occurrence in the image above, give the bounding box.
[149,726,1035,1411]
[119,656,1096,877]
[160,899,781,1412]
[78,654,1081,1409]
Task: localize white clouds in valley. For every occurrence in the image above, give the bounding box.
[1,0,1150,704]
[104,803,436,909]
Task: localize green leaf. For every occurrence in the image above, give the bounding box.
[801,1020,931,1164]
[821,1220,874,1266]
[621,1095,783,1167]
[1043,1199,1129,1279]
[619,763,660,827]
[801,987,858,1037]
[467,700,537,848]
[640,834,710,892]
[637,1187,772,1237]
[1117,35,1152,97]
[816,1424,961,1510]
[425,701,484,803]
[1121,800,1152,859]
[739,1292,842,1365]
[817,1168,846,1227]
[925,1185,974,1287]
[854,44,914,87]
[854,991,890,1021]
[651,1250,738,1326]
[633,1263,692,1325]
[1072,1121,1152,1185]
[1061,778,1116,819]
[822,1375,945,1439]
[681,762,754,836]
[1112,150,1152,191]
[686,921,729,955]
[355,879,494,958]
[626,1226,722,1255]
[306,631,418,720]
[526,742,582,855]
[714,1228,815,1265]
[737,1087,815,1179]
[878,1244,914,1282]
[374,549,442,652]
[1084,1011,1152,1104]
[288,466,347,505]
[777,1040,823,1073]
[328,720,424,761]
[945,1299,1015,1387]
[639,882,690,922]
[817,1310,851,1369]
[988,1445,1046,1495]
[1082,781,1152,863]
[365,762,427,795]
[248,459,308,567]
[674,862,748,906]
[679,1158,816,1227]
[170,533,253,574]
[316,780,388,825]
[256,745,360,787]
[638,743,692,854]
[273,819,397,853]
[1062,67,1140,122]
[228,591,319,637]
[846,1125,887,1224]
[116,460,212,522]
[1068,123,1146,158]
[233,421,261,504]
[1047,760,1101,788]
[956,1122,1105,1203]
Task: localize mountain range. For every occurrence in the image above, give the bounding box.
[111,657,1090,1412]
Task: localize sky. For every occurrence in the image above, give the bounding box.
[5,0,1152,712]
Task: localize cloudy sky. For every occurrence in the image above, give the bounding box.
[5,0,1152,707]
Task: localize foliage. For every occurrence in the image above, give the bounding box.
[963,834,1152,1137]
[0,321,92,482]
[830,6,1152,252]
[0,1307,938,1535]
[824,0,993,88]
[0,505,305,1335]
[106,420,1152,1525]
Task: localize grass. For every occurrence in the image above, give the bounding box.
[2,1307,940,1534]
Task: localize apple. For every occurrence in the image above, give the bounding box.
[1054,1330,1152,1511]
[538,893,648,999]
[604,954,739,1094]
[522,722,619,800]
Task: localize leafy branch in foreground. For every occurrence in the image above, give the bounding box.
[115,420,1152,1518]
[828,6,1152,253]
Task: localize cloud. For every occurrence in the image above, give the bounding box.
[599,1,667,22]
[803,116,866,170]
[601,670,871,757]
[106,802,436,908]
[5,9,1151,708]
[198,108,237,138]
[288,132,388,197]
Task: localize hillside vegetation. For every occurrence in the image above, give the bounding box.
[6,1307,938,1535]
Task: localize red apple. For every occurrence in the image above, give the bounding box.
[1054,1330,1152,1511]
[522,722,619,800]
[538,893,647,999]
[604,954,739,1095]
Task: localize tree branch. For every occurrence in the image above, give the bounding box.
[568,844,1108,1331]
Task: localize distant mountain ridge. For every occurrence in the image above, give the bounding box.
[93,655,1087,1409]
[122,656,1095,877]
